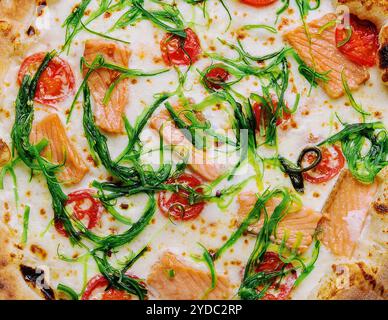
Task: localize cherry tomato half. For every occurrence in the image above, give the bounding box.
[253,98,291,134]
[160,28,201,66]
[81,275,133,300]
[158,173,205,220]
[303,145,345,184]
[204,66,230,90]
[54,219,68,237]
[240,0,278,7]
[335,14,379,67]
[55,189,103,237]
[17,52,75,106]
[255,252,297,300]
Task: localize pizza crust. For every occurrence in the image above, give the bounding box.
[0,1,38,295]
[378,26,388,85]
[0,223,41,300]
[0,0,37,87]
[315,261,387,300]
[334,0,387,29]
[0,0,39,20]
[333,0,388,85]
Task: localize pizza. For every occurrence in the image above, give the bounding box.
[0,0,387,301]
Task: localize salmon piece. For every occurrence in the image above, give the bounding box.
[30,113,88,185]
[237,192,322,252]
[147,252,232,300]
[284,13,370,98]
[83,40,131,133]
[319,170,379,257]
[150,110,227,181]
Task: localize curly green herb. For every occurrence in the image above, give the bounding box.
[319,122,387,184]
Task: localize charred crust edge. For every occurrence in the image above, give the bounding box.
[379,45,388,69]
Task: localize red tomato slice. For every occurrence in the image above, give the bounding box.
[81,275,133,300]
[101,288,133,300]
[204,66,230,89]
[335,14,379,67]
[255,252,297,300]
[66,189,103,229]
[54,219,68,237]
[256,252,286,273]
[160,28,201,66]
[253,98,291,134]
[253,102,262,130]
[17,52,75,106]
[55,189,103,236]
[303,145,345,184]
[240,0,278,7]
[158,173,205,220]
